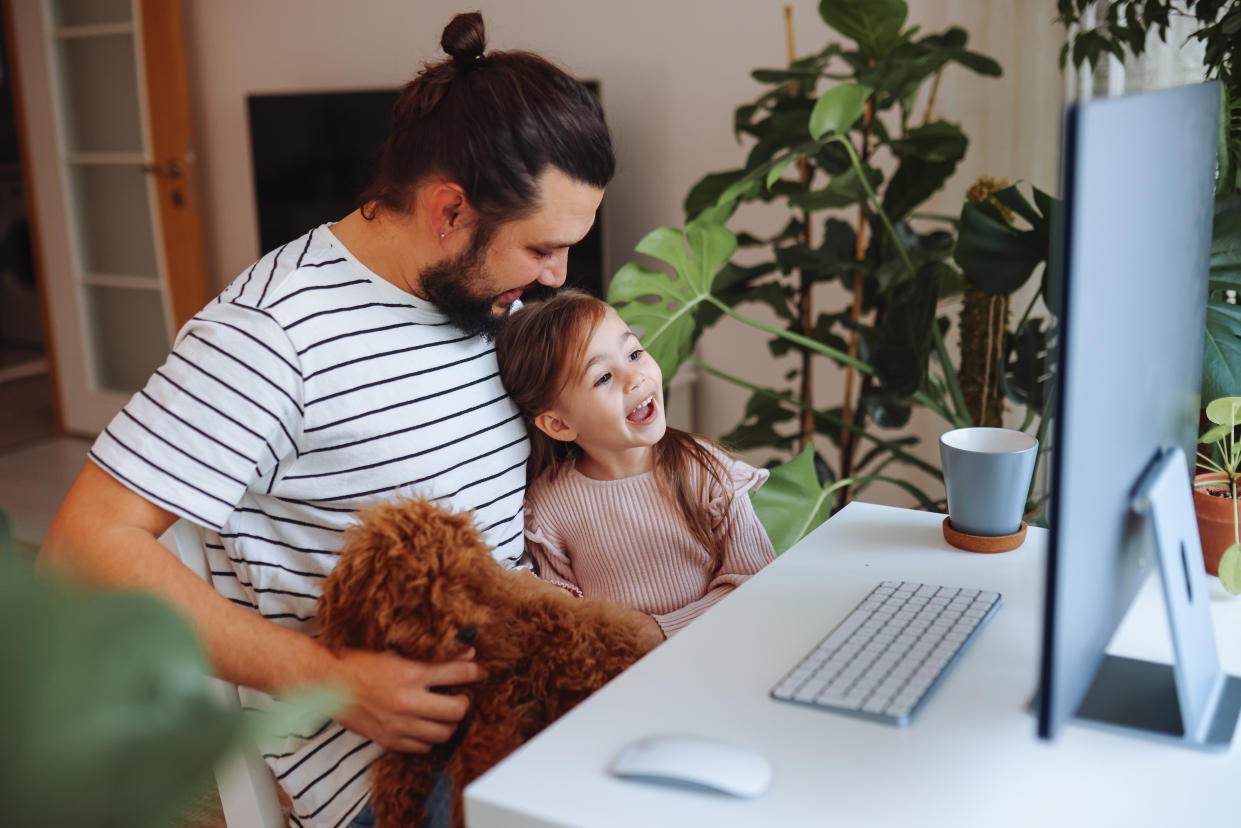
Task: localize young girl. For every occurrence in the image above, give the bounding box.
[495,290,776,640]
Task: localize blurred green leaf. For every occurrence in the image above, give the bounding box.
[0,552,241,828]
[767,154,801,189]
[1219,543,1241,595]
[888,120,968,163]
[1205,396,1241,427]
[0,525,345,828]
[809,82,873,140]
[870,261,944,398]
[788,163,884,212]
[818,0,909,59]
[882,156,959,225]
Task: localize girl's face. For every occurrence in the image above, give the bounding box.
[534,307,666,479]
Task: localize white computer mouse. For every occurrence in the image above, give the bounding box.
[609,733,772,798]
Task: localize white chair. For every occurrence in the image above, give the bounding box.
[160,519,287,828]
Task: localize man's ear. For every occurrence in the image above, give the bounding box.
[533,411,577,443]
[426,181,471,238]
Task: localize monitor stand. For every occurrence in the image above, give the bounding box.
[1072,447,1241,751]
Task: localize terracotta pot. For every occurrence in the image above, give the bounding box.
[1194,472,1241,576]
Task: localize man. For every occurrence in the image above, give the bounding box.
[40,12,610,827]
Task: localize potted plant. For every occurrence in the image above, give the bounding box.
[1196,396,1241,593]
[609,0,1011,551]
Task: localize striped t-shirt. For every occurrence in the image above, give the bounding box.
[90,224,529,828]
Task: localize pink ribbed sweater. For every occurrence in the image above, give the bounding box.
[524,446,776,636]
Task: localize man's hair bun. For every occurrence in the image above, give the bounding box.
[441,11,486,71]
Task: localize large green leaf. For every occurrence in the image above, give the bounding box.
[870,261,944,398]
[608,219,738,379]
[809,82,873,140]
[1001,317,1050,411]
[1210,193,1241,292]
[751,444,851,554]
[818,0,909,60]
[952,187,1050,296]
[882,157,959,225]
[1204,300,1241,401]
[1205,396,1241,427]
[888,120,968,163]
[916,28,1002,77]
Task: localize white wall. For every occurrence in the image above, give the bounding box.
[182,0,1066,507]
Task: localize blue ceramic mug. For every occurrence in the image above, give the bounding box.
[939,427,1038,537]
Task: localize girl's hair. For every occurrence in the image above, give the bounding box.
[358,11,614,239]
[495,290,737,576]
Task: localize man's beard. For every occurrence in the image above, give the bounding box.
[419,245,515,341]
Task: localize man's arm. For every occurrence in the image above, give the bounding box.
[39,460,484,753]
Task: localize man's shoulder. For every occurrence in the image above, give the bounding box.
[216,225,358,310]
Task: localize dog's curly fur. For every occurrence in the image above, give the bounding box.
[318,498,648,828]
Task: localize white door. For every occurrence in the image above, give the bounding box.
[8,0,209,435]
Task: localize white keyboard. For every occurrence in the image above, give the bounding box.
[770,580,1001,726]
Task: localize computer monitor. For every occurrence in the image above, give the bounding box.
[1037,81,1241,749]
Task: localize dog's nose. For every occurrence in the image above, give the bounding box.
[457,627,478,645]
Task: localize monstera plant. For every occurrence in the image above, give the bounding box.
[608,0,1006,549]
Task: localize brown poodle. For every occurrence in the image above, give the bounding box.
[318,498,651,828]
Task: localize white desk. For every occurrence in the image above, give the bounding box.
[465,502,1241,828]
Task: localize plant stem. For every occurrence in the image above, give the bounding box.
[783,4,816,452]
[832,134,971,424]
[832,136,915,275]
[693,357,944,479]
[705,294,869,371]
[840,90,876,492]
[704,294,957,423]
[933,328,972,426]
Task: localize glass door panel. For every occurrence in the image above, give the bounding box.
[83,284,165,393]
[52,0,132,27]
[55,33,143,154]
[69,163,159,279]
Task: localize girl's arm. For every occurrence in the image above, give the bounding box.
[650,491,776,636]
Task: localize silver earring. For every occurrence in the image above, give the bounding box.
[440,232,445,240]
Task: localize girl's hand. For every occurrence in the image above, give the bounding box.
[626,609,666,652]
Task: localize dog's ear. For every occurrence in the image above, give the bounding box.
[318,498,500,656]
[319,500,438,651]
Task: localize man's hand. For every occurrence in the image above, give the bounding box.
[331,647,487,753]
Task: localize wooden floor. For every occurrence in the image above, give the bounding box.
[175,788,227,828]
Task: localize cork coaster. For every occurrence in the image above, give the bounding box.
[942,517,1027,553]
